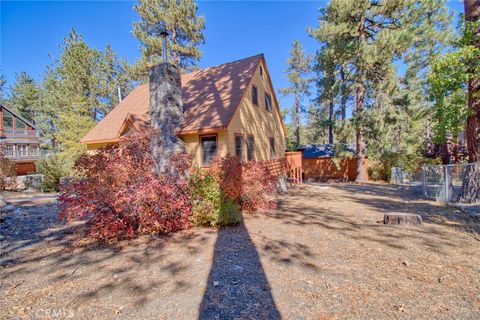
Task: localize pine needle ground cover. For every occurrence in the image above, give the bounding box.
[1,183,479,319]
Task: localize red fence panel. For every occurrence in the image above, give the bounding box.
[285,151,303,184]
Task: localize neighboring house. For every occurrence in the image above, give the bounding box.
[0,104,40,175]
[81,54,287,170]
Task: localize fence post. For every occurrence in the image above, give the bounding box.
[422,166,426,196]
[443,165,449,203]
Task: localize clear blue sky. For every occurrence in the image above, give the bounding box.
[0,0,464,120]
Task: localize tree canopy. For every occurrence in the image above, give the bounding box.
[132,0,205,75]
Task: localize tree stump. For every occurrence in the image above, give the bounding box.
[383,213,422,227]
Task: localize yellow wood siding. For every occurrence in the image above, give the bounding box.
[86,142,116,150]
[226,60,285,161]
[179,130,228,166]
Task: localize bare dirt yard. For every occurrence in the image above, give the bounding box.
[1,183,479,320]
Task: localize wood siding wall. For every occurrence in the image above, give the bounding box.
[303,157,367,181]
[226,60,285,162]
[181,130,229,166]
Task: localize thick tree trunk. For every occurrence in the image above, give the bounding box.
[355,82,368,182]
[355,15,368,183]
[149,63,185,176]
[294,93,300,147]
[459,0,480,203]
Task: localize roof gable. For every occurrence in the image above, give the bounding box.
[81,54,263,143]
[0,104,36,129]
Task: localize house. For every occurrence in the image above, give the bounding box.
[0,104,41,175]
[81,54,287,172]
[297,144,366,181]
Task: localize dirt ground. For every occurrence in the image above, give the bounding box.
[1,183,479,320]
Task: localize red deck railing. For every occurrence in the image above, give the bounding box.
[285,151,303,185]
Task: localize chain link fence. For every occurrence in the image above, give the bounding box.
[391,163,479,204]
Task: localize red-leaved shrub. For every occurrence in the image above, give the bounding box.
[59,131,280,241]
[59,131,192,241]
[209,155,278,214]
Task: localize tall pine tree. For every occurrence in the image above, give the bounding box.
[280,40,312,148]
[132,0,205,75]
[460,0,480,203]
[40,29,132,151]
[8,72,41,122]
[310,0,452,181]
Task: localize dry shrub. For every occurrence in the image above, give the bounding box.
[59,131,192,241]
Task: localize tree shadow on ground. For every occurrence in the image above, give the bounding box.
[199,223,280,320]
[330,183,480,235]
[1,197,215,317]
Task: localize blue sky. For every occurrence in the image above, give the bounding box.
[0,0,464,120]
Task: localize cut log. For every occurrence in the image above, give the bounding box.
[383,213,422,227]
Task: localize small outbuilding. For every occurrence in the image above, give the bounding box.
[297,144,366,181]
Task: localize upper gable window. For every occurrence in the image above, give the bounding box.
[259,66,263,76]
[264,93,272,112]
[252,85,258,106]
[16,119,26,129]
[2,110,13,128]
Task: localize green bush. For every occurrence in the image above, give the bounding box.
[0,152,17,191]
[189,169,242,227]
[37,153,75,191]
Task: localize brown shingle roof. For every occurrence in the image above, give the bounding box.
[81,54,263,143]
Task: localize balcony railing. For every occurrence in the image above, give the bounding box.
[3,149,54,160]
[0,129,38,138]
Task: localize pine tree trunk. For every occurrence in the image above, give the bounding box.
[355,15,368,182]
[328,99,334,144]
[459,0,480,203]
[340,67,347,121]
[149,63,185,176]
[355,82,368,182]
[294,93,300,147]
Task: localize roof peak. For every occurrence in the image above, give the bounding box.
[182,53,263,77]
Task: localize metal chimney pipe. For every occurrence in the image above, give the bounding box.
[160,31,169,64]
[117,86,122,102]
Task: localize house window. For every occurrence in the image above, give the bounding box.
[247,136,254,161]
[29,145,38,156]
[17,144,28,157]
[201,135,217,166]
[16,119,26,129]
[269,137,275,159]
[265,93,272,112]
[1,145,14,157]
[252,85,258,106]
[259,66,263,76]
[2,110,13,128]
[235,134,244,161]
